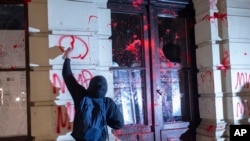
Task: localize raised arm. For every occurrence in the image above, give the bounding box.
[62,48,87,104]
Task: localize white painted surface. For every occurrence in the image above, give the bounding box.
[48,0,98,32]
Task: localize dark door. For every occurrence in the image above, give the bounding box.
[149,2,199,140]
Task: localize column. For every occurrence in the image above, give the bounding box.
[193,0,250,140]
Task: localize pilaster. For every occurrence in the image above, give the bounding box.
[193,0,250,140]
[28,0,113,140]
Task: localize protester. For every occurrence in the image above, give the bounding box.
[62,48,124,141]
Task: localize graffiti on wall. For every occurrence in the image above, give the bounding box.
[49,34,94,137]
[58,35,89,60]
[197,70,215,94]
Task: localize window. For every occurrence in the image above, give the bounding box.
[110,12,146,125]
[0,3,28,138]
[158,17,191,122]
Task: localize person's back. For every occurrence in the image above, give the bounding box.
[62,48,124,141]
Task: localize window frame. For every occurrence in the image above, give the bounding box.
[108,1,153,127]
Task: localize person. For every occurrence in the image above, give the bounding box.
[62,48,124,141]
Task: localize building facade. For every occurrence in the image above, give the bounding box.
[0,0,250,141]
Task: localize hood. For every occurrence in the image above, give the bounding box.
[87,75,108,98]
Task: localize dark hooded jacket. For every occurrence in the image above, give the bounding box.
[62,58,124,141]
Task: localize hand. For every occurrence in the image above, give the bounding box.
[62,47,72,59]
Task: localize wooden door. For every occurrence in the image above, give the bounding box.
[149,2,199,141]
[108,0,199,140]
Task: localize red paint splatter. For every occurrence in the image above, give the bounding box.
[216,51,230,75]
[112,22,118,28]
[132,0,143,10]
[201,12,228,26]
[13,44,17,48]
[125,39,141,55]
[144,24,148,31]
[166,62,174,68]
[206,125,214,132]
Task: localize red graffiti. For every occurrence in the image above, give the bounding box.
[52,73,66,94]
[201,12,228,26]
[76,70,93,87]
[65,102,75,122]
[234,72,250,89]
[70,35,75,48]
[58,35,89,60]
[88,15,98,24]
[52,70,93,94]
[236,100,250,117]
[199,71,214,92]
[56,106,71,134]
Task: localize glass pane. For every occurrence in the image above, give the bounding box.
[0,4,25,69]
[158,17,188,122]
[113,69,144,125]
[0,71,27,136]
[111,13,143,67]
[160,68,182,122]
[0,4,25,30]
